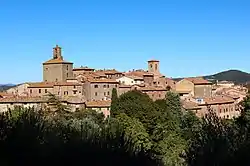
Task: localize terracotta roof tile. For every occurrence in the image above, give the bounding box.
[88,79,119,84]
[43,57,73,65]
[126,75,144,80]
[182,101,201,110]
[140,86,167,91]
[73,66,95,71]
[86,100,111,108]
[0,96,47,103]
[54,82,82,86]
[201,96,235,105]
[28,82,55,88]
[185,77,212,85]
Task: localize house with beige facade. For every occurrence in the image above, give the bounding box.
[85,100,111,118]
[116,75,144,85]
[175,77,212,98]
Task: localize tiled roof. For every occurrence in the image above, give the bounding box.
[201,96,235,105]
[43,57,73,65]
[54,82,82,86]
[0,96,47,103]
[140,86,167,91]
[0,92,14,98]
[182,101,201,110]
[28,82,82,88]
[185,77,212,85]
[126,75,144,80]
[28,82,55,88]
[119,85,132,88]
[88,79,119,84]
[148,59,159,62]
[125,70,149,78]
[73,66,95,71]
[86,100,111,108]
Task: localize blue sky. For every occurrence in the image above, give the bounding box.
[0,0,250,84]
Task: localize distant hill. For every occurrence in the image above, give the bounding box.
[204,70,250,84]
[173,70,250,85]
[0,84,16,92]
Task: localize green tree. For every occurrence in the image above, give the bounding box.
[111,88,118,116]
[112,90,159,133]
[46,92,70,114]
[116,113,152,152]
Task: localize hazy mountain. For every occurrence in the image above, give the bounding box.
[204,70,250,84]
[0,84,16,92]
[174,70,250,84]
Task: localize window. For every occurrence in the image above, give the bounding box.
[104,92,106,96]
[73,85,76,89]
[159,94,161,97]
[56,78,58,82]
[64,91,68,95]
[227,115,229,118]
[94,85,98,88]
[131,81,134,83]
[30,89,32,94]
[103,85,106,88]
[107,85,109,88]
[67,65,69,70]
[107,91,110,96]
[45,89,47,93]
[158,82,160,84]
[67,73,69,77]
[95,92,98,96]
[155,64,158,70]
[150,64,153,69]
[115,85,118,88]
[107,107,110,110]
[73,91,77,94]
[39,89,41,93]
[79,91,81,93]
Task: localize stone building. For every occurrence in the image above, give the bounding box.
[83,79,119,101]
[175,77,212,98]
[28,82,54,97]
[6,83,30,96]
[0,96,85,113]
[43,45,73,82]
[73,66,95,77]
[85,100,111,118]
[182,95,240,119]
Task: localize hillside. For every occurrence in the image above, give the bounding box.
[204,70,250,84]
[0,84,16,92]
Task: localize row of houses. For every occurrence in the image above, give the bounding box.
[1,45,248,119]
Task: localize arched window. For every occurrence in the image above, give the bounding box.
[155,64,158,71]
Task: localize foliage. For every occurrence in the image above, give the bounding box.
[111,88,118,116]
[111,90,159,133]
[0,108,161,166]
[116,113,153,152]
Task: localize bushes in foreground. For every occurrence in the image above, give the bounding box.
[0,107,161,166]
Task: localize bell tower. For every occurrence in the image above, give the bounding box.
[53,45,63,60]
[148,60,160,74]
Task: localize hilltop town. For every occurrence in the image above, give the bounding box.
[0,45,248,119]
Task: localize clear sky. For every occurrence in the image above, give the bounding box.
[0,0,250,84]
